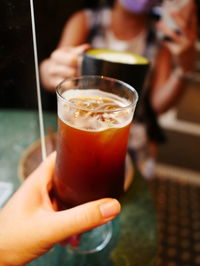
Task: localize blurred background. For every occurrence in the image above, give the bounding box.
[1,0,200,181]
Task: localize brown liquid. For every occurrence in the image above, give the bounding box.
[54,93,132,209]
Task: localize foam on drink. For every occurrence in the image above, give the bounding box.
[58,89,133,131]
[96,52,138,64]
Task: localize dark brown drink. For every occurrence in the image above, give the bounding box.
[54,77,138,210]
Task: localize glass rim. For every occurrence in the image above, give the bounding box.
[56,75,139,113]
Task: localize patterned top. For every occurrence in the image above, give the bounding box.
[84,8,159,66]
[84,7,165,143]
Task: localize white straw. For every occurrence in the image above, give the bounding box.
[30,0,47,161]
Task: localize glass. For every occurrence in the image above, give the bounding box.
[53,75,138,253]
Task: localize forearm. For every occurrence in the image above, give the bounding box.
[150,43,196,114]
[151,67,186,114]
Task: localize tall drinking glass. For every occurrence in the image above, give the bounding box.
[53,75,138,253]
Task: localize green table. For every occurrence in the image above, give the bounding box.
[0,109,157,266]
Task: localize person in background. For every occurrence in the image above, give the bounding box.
[40,0,197,178]
[0,152,120,266]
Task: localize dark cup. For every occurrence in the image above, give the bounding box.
[81,48,150,96]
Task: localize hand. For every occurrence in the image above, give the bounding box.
[156,0,197,72]
[40,44,90,91]
[0,152,120,266]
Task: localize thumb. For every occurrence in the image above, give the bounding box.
[72,43,91,55]
[47,198,121,244]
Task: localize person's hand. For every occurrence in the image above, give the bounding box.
[0,152,120,266]
[40,44,90,91]
[156,0,197,72]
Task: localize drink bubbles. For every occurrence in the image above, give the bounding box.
[58,89,134,131]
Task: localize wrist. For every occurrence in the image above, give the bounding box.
[173,66,185,80]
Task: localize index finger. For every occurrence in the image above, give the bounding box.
[29,152,56,185]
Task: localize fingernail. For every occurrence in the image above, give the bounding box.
[100,199,121,219]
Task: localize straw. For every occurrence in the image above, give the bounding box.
[29,0,47,161]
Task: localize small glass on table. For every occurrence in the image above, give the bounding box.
[53,75,138,253]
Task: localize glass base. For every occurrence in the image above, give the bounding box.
[67,222,112,254]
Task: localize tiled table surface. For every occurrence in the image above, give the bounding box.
[0,109,156,266]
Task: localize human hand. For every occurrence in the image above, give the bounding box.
[156,0,197,71]
[0,152,120,266]
[40,44,90,91]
